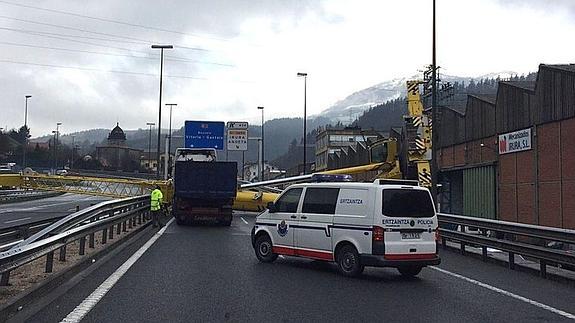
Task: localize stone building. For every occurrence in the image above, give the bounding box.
[96,123,143,171]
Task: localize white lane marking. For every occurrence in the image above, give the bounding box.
[430,266,575,320]
[60,218,174,323]
[4,217,31,224]
[240,217,249,225]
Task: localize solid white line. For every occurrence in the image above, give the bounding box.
[4,217,31,224]
[60,218,174,323]
[240,217,248,225]
[430,266,575,320]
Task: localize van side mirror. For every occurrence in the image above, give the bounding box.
[267,202,276,213]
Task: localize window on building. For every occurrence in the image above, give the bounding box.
[275,188,303,213]
[302,188,340,214]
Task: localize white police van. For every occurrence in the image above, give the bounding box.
[251,176,440,277]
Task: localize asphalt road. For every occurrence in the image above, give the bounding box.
[0,193,111,229]
[27,213,575,323]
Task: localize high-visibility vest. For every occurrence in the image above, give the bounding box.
[150,189,163,211]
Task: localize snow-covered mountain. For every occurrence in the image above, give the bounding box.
[315,71,518,124]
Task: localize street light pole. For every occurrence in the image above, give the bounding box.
[151,44,173,179]
[23,95,31,168]
[431,0,439,204]
[146,122,155,172]
[55,122,61,170]
[257,106,264,180]
[165,103,177,172]
[297,72,308,174]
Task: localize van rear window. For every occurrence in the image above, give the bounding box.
[382,189,434,218]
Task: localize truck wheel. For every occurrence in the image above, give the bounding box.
[254,235,277,263]
[336,245,364,277]
[397,266,423,277]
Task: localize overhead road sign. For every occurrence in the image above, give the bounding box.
[185,121,225,150]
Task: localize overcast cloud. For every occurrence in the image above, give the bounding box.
[1,0,575,137]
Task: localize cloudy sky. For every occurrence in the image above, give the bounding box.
[1,0,574,137]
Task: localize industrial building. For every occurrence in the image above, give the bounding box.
[438,64,575,229]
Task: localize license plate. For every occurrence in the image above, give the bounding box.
[401,232,421,240]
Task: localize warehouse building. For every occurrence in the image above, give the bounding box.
[437,64,575,229]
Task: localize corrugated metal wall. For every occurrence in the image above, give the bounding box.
[463,166,496,219]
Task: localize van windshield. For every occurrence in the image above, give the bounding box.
[382,189,434,218]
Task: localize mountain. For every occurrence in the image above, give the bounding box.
[315,71,519,125]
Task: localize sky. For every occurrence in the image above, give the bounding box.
[1,0,574,137]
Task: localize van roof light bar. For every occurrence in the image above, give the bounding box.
[374,179,419,186]
[311,174,353,183]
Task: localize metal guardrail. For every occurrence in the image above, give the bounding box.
[0,190,62,203]
[0,217,66,251]
[0,195,151,286]
[438,213,575,278]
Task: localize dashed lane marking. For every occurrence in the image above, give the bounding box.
[60,218,174,323]
[240,217,249,225]
[430,266,575,320]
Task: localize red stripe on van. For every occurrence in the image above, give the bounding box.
[272,246,333,261]
[273,246,296,256]
[384,253,437,260]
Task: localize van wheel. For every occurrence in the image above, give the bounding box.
[254,235,278,263]
[336,245,364,277]
[397,266,423,277]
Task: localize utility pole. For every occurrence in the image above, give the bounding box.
[431,0,439,204]
[258,106,264,180]
[146,122,155,172]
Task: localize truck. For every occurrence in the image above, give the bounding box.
[172,148,238,226]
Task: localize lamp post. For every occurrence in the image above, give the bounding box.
[55,122,62,170]
[151,44,173,179]
[297,72,308,174]
[431,0,439,203]
[146,122,155,172]
[257,106,264,180]
[165,103,177,171]
[22,95,31,168]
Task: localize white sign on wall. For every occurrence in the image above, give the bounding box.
[498,128,532,155]
[226,121,248,151]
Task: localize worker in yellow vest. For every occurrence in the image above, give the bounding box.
[150,185,164,227]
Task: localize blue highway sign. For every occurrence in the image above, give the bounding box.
[184,121,225,149]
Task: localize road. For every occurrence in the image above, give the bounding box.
[0,193,111,229]
[27,213,575,322]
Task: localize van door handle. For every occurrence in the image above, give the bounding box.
[290,215,297,219]
[301,216,307,219]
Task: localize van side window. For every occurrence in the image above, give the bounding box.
[382,189,434,218]
[275,188,303,213]
[302,188,340,214]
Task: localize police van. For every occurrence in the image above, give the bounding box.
[251,176,440,277]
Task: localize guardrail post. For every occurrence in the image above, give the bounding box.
[509,252,515,270]
[482,246,487,261]
[540,260,547,278]
[89,233,95,248]
[128,217,133,229]
[109,226,114,240]
[76,205,80,212]
[116,223,121,235]
[45,251,54,273]
[79,237,86,255]
[102,228,108,244]
[460,242,465,255]
[122,221,127,232]
[59,245,67,262]
[0,271,11,286]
